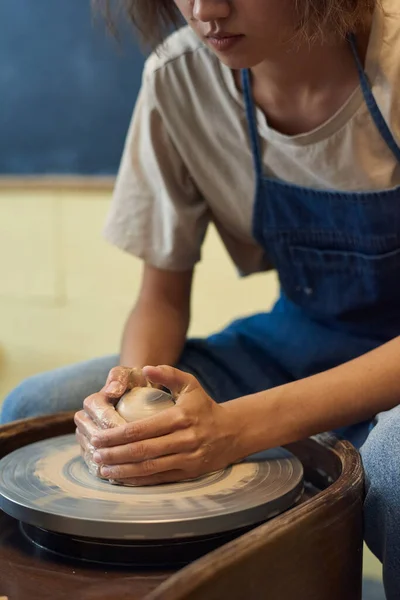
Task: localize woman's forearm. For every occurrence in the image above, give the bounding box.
[120,298,189,369]
[227,336,400,458]
[119,264,193,370]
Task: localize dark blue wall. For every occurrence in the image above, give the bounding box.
[0,1,145,175]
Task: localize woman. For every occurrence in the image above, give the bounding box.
[3,1,400,596]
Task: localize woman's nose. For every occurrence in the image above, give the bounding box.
[192,0,231,23]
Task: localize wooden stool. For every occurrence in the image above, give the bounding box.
[0,413,364,600]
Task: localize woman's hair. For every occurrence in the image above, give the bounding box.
[96,1,376,48]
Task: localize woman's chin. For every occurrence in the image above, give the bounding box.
[210,49,265,71]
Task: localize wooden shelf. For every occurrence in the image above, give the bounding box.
[0,176,115,192]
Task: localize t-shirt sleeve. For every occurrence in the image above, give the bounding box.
[103,68,210,271]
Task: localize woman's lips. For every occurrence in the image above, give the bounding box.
[205,34,245,52]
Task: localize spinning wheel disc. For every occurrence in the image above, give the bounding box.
[0,434,303,540]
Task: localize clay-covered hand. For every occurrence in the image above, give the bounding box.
[89,366,241,485]
[74,366,148,477]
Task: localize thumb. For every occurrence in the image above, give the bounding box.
[102,366,147,398]
[142,366,197,398]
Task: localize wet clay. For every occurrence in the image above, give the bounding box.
[116,388,175,423]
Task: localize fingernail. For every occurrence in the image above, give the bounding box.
[93,451,102,464]
[105,381,123,395]
[91,437,101,448]
[101,466,112,477]
[142,366,155,374]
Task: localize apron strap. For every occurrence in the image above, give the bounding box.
[241,69,263,179]
[348,32,400,163]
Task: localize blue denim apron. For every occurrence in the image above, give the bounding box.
[182,35,400,408]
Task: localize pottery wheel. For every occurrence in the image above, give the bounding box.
[0,434,304,541]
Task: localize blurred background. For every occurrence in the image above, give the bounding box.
[0,1,383,596]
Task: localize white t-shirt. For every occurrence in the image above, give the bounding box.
[103,0,400,275]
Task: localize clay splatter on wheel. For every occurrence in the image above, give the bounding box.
[0,434,303,540]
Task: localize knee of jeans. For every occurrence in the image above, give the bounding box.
[361,408,400,506]
[360,410,400,564]
[1,376,45,424]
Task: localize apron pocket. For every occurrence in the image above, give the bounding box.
[281,245,400,318]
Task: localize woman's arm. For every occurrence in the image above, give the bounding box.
[120,263,193,368]
[85,336,400,485]
[230,335,400,458]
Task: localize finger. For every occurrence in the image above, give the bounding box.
[83,393,127,430]
[92,430,198,466]
[116,470,188,487]
[142,366,198,398]
[74,410,101,440]
[91,406,188,448]
[76,428,92,455]
[100,454,188,480]
[76,429,101,477]
[101,366,148,398]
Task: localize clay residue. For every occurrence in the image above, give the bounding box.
[34,442,261,504]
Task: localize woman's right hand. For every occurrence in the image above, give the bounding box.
[74,366,148,477]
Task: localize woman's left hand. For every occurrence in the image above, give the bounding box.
[89,366,242,485]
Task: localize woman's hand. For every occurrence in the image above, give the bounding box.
[74,366,148,476]
[85,366,242,485]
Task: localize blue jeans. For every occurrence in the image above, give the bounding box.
[1,335,397,599]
